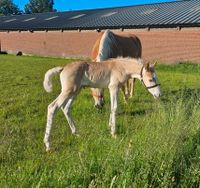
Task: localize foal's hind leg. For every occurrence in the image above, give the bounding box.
[44,93,68,151]
[61,96,77,135]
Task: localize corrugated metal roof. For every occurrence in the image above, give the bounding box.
[0,0,200,31]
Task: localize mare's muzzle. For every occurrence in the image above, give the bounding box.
[95,98,104,109]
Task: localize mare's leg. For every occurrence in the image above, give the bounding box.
[109,86,119,137]
[61,96,77,134]
[44,92,69,151]
[121,81,129,103]
[121,78,136,102]
[129,78,136,98]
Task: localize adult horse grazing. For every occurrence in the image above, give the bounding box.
[43,58,161,151]
[91,30,142,108]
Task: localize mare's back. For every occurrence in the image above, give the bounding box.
[116,33,142,58]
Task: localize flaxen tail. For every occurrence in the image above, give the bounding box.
[43,66,63,92]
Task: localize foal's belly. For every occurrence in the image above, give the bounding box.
[81,75,110,88]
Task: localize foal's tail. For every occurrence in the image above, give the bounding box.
[43,66,63,92]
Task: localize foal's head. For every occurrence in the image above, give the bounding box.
[140,62,161,99]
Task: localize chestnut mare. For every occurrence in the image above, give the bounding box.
[91,30,142,108]
[43,58,161,151]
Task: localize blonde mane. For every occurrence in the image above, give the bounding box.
[96,30,118,62]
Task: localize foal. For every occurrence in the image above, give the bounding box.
[43,58,161,151]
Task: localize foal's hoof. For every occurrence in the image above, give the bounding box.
[112,134,117,139]
[72,132,80,137]
[74,133,80,137]
[46,148,52,153]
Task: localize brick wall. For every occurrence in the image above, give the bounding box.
[0,28,200,63]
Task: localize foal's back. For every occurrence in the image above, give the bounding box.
[60,60,127,89]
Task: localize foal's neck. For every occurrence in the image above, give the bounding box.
[120,58,143,77]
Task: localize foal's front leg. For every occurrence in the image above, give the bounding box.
[109,86,119,138]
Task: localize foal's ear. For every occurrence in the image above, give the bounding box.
[152,61,158,67]
[144,62,150,71]
[150,61,158,69]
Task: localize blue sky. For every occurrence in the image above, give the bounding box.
[14,0,176,12]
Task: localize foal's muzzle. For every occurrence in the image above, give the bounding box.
[153,93,161,99]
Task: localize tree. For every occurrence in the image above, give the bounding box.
[25,0,55,14]
[0,0,21,15]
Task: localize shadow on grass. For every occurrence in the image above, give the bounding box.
[118,109,147,117]
[12,83,27,87]
[161,88,200,103]
[170,88,200,97]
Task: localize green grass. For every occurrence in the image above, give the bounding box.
[0,55,200,187]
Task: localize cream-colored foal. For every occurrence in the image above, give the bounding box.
[43,58,161,151]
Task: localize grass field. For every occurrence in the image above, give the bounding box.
[0,55,200,187]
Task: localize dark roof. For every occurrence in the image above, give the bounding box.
[0,0,200,31]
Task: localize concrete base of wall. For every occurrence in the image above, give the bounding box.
[0,28,200,63]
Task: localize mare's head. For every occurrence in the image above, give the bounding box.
[140,62,161,99]
[91,88,104,109]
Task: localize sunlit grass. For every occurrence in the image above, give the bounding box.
[0,55,200,187]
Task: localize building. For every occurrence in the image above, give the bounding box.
[0,0,200,63]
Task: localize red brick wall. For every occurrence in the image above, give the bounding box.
[0,28,200,63]
[132,28,200,63]
[0,31,98,57]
